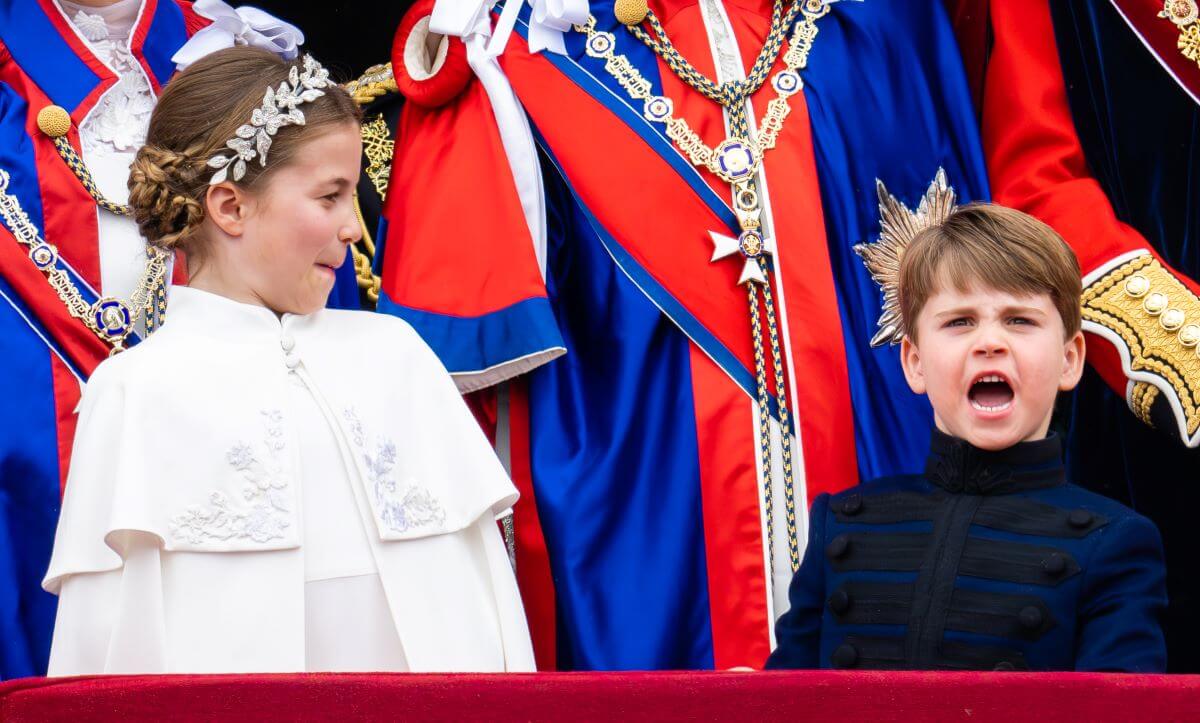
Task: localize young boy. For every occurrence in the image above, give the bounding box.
[765,204,1167,672]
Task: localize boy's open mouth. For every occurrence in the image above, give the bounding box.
[968,373,1014,413]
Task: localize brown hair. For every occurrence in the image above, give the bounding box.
[127,46,361,262]
[898,203,1082,341]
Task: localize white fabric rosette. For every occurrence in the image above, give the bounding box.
[172,0,305,71]
[432,0,588,56]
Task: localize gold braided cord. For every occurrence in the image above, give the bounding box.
[748,282,777,580]
[579,2,835,573]
[630,0,797,109]
[759,265,799,570]
[352,192,381,303]
[344,62,399,105]
[52,136,130,216]
[1132,381,1160,428]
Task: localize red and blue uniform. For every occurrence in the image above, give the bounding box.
[0,0,207,678]
[380,0,990,670]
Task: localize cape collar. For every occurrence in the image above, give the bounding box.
[166,285,312,342]
[924,428,1066,496]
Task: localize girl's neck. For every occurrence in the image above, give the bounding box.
[187,263,279,317]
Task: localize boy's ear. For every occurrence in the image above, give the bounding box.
[205,182,250,238]
[900,335,927,395]
[1058,329,1086,391]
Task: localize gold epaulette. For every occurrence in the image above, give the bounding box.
[1082,252,1200,444]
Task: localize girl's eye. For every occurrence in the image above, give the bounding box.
[322,193,339,202]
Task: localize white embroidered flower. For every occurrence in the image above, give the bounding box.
[169,409,293,546]
[227,444,255,470]
[344,408,447,534]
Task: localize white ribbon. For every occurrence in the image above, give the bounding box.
[431,0,586,56]
[172,0,305,71]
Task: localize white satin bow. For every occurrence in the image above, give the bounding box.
[431,0,588,56]
[172,0,305,71]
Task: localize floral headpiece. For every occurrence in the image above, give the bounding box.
[207,54,332,185]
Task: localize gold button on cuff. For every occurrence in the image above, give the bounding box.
[614,0,648,26]
[1124,274,1151,298]
[1162,308,1186,331]
[1144,292,1169,315]
[36,105,71,138]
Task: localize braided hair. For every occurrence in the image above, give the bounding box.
[126,46,360,265]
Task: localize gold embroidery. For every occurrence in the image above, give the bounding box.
[362,114,394,200]
[1158,1,1200,66]
[1082,254,1200,435]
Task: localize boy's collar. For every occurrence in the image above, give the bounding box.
[925,428,1065,495]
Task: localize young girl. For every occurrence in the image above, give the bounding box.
[42,46,535,674]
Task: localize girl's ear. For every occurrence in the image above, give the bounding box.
[205,182,250,238]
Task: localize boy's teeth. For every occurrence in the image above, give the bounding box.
[970,399,1012,413]
[978,374,1003,383]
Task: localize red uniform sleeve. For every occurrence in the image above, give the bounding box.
[983,0,1200,447]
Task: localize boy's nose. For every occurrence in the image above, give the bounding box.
[972,329,1009,357]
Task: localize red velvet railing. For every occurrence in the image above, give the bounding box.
[2,671,1198,722]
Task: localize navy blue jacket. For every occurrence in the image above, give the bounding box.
[765,430,1167,672]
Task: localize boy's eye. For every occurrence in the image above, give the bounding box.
[944,317,972,328]
[1009,316,1035,326]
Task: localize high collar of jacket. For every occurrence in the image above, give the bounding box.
[164,286,313,342]
[924,428,1065,495]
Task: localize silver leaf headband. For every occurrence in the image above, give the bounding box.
[206,54,332,185]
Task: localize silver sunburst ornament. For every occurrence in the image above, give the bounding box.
[853,167,958,347]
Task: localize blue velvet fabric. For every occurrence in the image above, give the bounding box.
[766,432,1168,672]
[1048,0,1200,672]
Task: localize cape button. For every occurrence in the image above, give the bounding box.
[284,352,300,370]
[280,333,296,352]
[840,494,863,516]
[37,105,72,138]
[825,534,850,560]
[1067,509,1093,529]
[831,644,858,669]
[1018,605,1044,630]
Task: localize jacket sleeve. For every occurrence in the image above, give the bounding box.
[375,0,565,394]
[1075,515,1168,672]
[983,0,1200,447]
[764,494,829,670]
